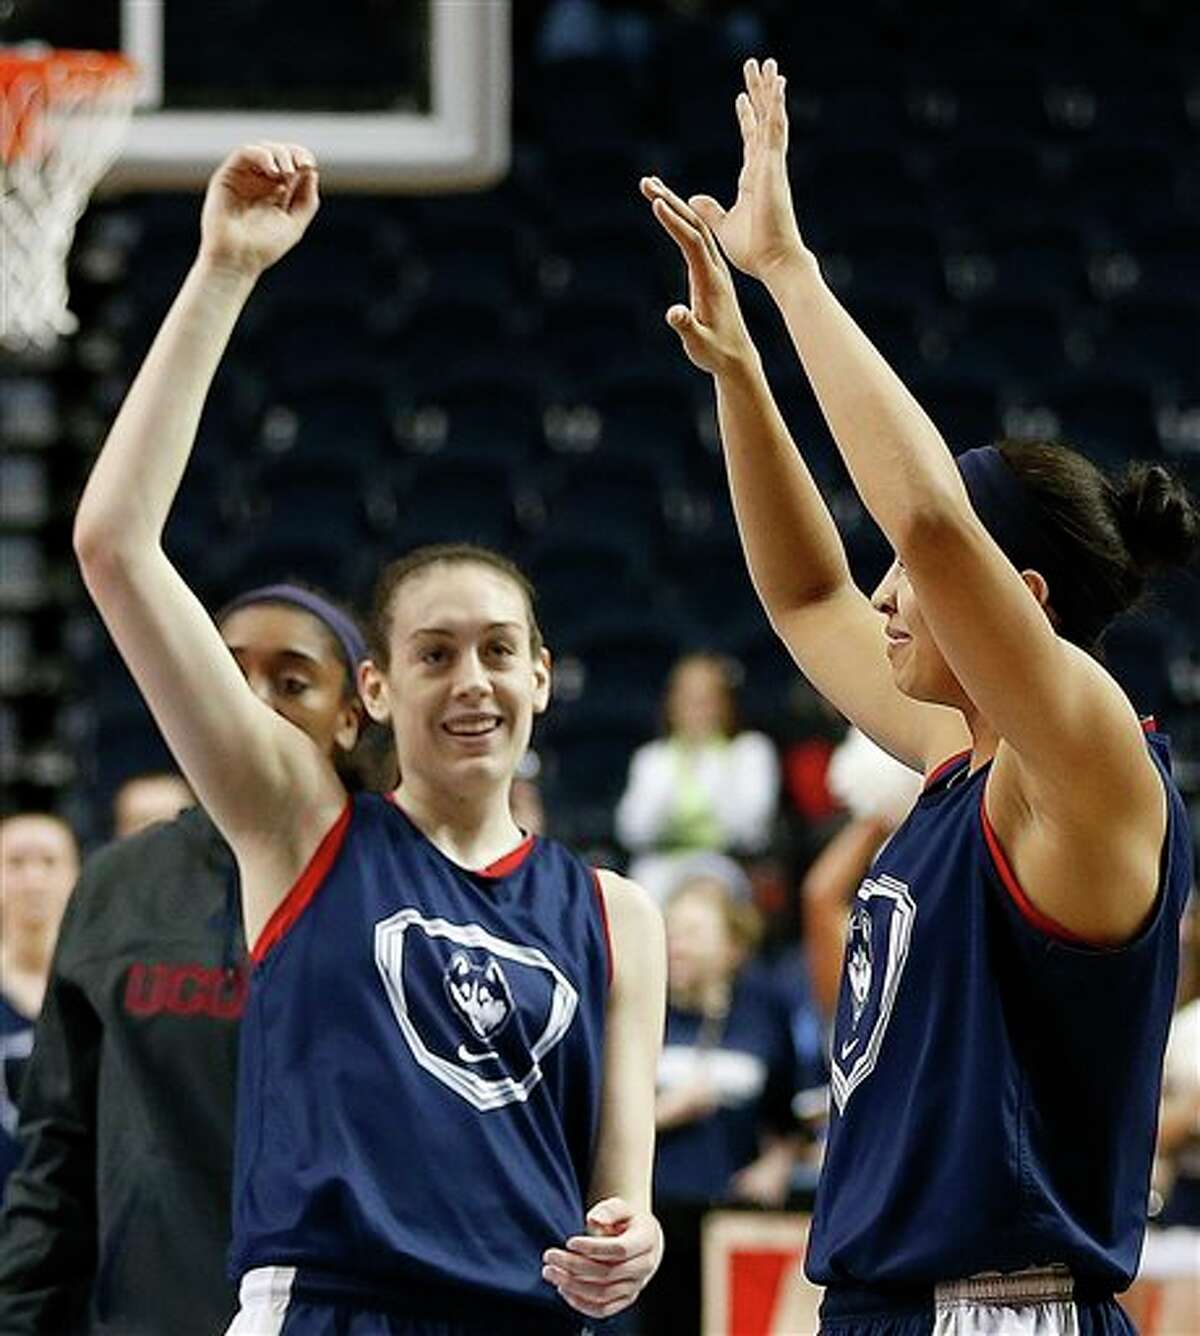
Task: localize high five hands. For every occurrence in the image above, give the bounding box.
[199,141,320,280]
[641,56,808,372]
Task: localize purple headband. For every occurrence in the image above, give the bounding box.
[217,583,368,681]
[956,446,1104,644]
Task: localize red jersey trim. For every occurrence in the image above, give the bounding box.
[251,799,353,964]
[383,792,537,879]
[478,834,537,879]
[590,869,614,989]
[978,797,1095,947]
[924,749,972,791]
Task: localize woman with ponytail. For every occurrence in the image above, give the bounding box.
[642,56,1198,1336]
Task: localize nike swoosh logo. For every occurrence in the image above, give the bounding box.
[840,1038,859,1060]
[458,1044,499,1065]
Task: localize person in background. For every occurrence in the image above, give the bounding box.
[1122,897,1200,1334]
[802,727,922,1023]
[0,814,78,1193]
[111,770,195,838]
[511,750,548,836]
[636,860,804,1335]
[615,651,779,902]
[0,583,388,1336]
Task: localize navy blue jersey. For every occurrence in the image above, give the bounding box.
[807,729,1192,1293]
[0,994,34,1190]
[229,793,610,1316]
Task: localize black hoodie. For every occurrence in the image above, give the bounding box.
[0,806,244,1335]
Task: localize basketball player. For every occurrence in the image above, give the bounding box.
[0,583,386,1336]
[641,58,1197,1336]
[72,145,665,1333]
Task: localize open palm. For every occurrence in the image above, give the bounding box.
[200,142,320,278]
[689,58,804,283]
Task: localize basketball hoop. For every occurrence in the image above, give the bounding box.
[1,46,137,350]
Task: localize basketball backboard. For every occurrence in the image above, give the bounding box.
[1,0,510,192]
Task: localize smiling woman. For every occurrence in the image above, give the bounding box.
[642,54,1197,1336]
[71,143,665,1336]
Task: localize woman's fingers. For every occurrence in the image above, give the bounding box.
[542,1250,651,1284]
[549,1273,640,1311]
[641,175,705,230]
[735,90,757,149]
[644,179,727,272]
[744,56,763,109]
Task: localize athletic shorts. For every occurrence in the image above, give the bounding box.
[224,1266,590,1336]
[818,1266,1135,1335]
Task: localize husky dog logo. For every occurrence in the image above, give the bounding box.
[375,909,578,1112]
[445,951,514,1060]
[846,906,873,1028]
[831,874,916,1113]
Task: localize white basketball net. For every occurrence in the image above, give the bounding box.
[1,48,137,350]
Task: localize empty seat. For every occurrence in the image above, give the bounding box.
[949,299,1076,387]
[398,371,544,466]
[574,367,702,467]
[388,453,521,552]
[1092,298,1198,394]
[386,298,526,394]
[521,533,652,645]
[911,376,1004,454]
[407,219,529,309]
[1022,376,1161,466]
[539,218,668,306]
[535,296,654,388]
[529,454,675,561]
[823,221,946,306]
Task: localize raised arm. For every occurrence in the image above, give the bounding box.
[684,59,1168,940]
[542,871,665,1321]
[73,144,344,938]
[640,176,967,770]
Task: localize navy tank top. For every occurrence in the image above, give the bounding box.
[807,728,1192,1293]
[229,792,610,1317]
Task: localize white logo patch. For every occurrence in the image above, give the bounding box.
[375,910,578,1112]
[830,874,916,1113]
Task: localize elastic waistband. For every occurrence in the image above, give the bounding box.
[821,1266,1108,1321]
[936,1266,1075,1306]
[286,1265,582,1334]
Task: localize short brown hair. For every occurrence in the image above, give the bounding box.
[368,543,543,668]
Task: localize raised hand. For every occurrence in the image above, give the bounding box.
[688,57,806,284]
[542,1197,664,1320]
[639,175,758,376]
[199,142,320,279]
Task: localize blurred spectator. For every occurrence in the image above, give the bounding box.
[0,813,79,1191]
[634,863,805,1335]
[112,770,195,839]
[511,750,547,836]
[615,651,779,902]
[802,727,923,1022]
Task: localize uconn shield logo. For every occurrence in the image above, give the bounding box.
[374,909,578,1112]
[830,874,916,1113]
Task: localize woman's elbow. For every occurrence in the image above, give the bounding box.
[73,511,142,594]
[890,489,975,563]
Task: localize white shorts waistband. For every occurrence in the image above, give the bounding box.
[935,1265,1075,1307]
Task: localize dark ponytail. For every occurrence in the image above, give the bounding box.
[1112,461,1200,575]
[996,441,1199,648]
